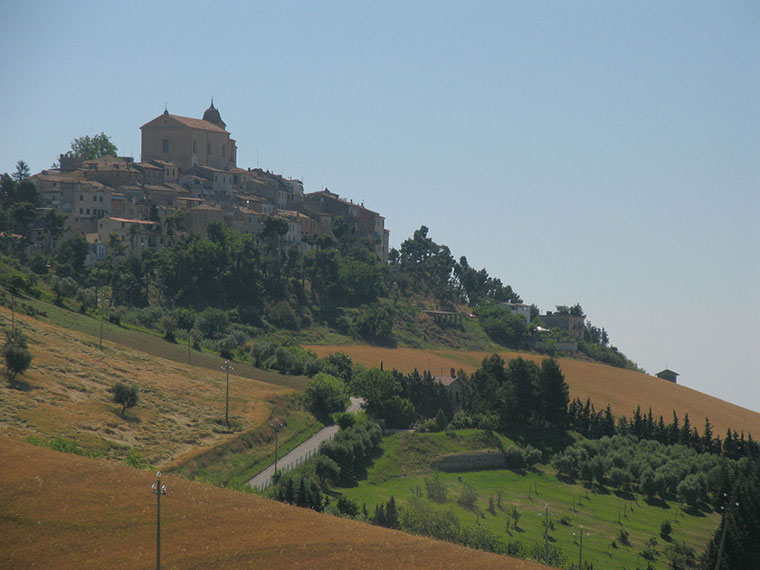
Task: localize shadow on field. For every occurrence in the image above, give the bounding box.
[8,378,34,391]
[644,496,671,509]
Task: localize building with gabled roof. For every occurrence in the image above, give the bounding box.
[140,101,237,171]
[655,369,679,384]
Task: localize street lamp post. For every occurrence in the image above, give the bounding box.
[151,471,167,570]
[573,525,590,569]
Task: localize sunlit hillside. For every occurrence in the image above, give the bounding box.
[0,438,550,570]
[0,307,291,467]
[303,345,760,437]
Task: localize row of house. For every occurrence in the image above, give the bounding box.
[31,101,390,263]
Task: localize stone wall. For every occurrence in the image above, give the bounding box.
[431,450,505,472]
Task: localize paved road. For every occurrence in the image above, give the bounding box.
[248,397,363,491]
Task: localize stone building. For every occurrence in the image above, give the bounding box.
[140,101,237,172]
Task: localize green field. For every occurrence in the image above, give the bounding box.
[336,431,719,569]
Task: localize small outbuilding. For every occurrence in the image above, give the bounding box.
[655,369,679,384]
[433,368,463,411]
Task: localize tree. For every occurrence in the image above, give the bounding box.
[477,304,527,348]
[55,235,88,277]
[113,382,139,415]
[12,160,30,182]
[303,373,349,421]
[3,330,32,384]
[65,133,117,160]
[537,358,570,430]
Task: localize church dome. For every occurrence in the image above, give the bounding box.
[202,100,226,128]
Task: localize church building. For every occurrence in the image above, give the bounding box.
[140,101,237,172]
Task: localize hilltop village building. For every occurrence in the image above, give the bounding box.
[31,102,389,263]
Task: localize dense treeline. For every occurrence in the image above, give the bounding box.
[273,421,382,508]
[349,367,455,429]
[458,355,570,433]
[567,398,759,462]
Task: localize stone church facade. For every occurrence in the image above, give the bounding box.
[140,101,237,171]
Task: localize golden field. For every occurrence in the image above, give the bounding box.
[0,438,550,570]
[0,307,291,467]
[303,345,760,437]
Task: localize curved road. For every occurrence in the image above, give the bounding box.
[248,397,363,491]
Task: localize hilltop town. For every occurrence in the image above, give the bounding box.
[29,101,390,265]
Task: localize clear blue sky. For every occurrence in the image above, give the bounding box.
[2,1,758,412]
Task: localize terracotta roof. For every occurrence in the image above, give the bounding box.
[190,204,223,212]
[32,170,86,182]
[145,185,180,193]
[141,113,227,134]
[432,375,459,387]
[107,217,158,225]
[134,162,162,171]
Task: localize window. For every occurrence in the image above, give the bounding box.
[207,143,211,155]
[162,139,169,153]
[79,208,83,214]
[193,140,197,153]
[86,209,90,215]
[222,144,226,157]
[80,194,84,201]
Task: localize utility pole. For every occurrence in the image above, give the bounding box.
[10,291,15,336]
[221,359,233,425]
[98,293,105,350]
[574,525,589,569]
[537,503,551,563]
[271,419,282,475]
[151,471,167,570]
[715,497,739,570]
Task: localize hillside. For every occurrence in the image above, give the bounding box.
[0,438,550,570]
[0,307,293,467]
[303,345,760,437]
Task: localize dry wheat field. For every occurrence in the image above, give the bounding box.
[304,345,760,437]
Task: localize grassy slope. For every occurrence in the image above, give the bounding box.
[0,306,302,468]
[337,431,719,570]
[12,295,310,390]
[0,438,551,570]
[303,345,760,438]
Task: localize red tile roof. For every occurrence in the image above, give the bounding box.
[141,113,227,134]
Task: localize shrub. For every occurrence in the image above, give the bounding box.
[337,495,359,517]
[354,303,393,341]
[265,300,299,329]
[660,520,672,540]
[524,446,543,468]
[303,373,348,422]
[503,447,525,469]
[457,482,479,510]
[424,473,447,503]
[618,528,631,546]
[112,382,139,415]
[4,341,32,383]
[195,308,229,339]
